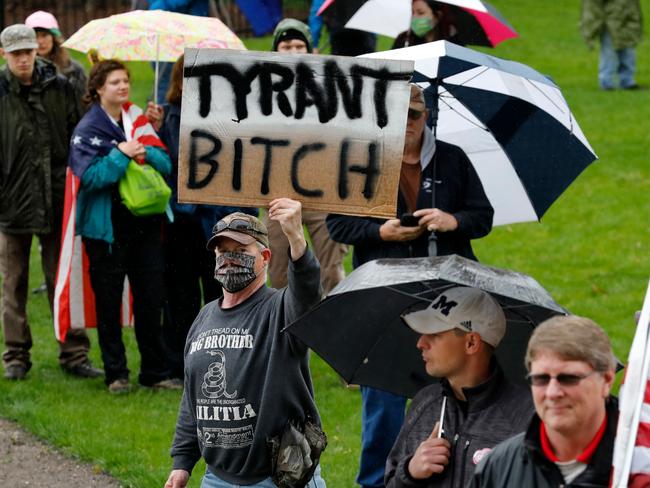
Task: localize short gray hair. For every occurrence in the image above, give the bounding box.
[525,315,615,373]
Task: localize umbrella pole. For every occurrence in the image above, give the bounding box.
[427,78,440,139]
[154,33,160,105]
[427,78,441,257]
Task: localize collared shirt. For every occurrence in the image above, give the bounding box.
[540,414,608,483]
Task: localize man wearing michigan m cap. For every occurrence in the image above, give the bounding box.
[385,287,534,488]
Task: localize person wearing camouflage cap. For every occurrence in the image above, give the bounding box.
[166,199,327,488]
[0,25,99,380]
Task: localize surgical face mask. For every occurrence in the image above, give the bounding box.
[411,16,434,37]
[214,251,258,293]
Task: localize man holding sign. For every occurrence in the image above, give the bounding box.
[262,18,349,295]
[326,85,494,488]
[385,287,533,488]
[165,199,326,488]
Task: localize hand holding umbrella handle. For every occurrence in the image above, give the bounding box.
[428,233,438,257]
[407,420,451,479]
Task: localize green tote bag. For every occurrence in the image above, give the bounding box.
[118,160,171,216]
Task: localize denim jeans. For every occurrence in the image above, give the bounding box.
[201,464,326,488]
[357,387,406,488]
[599,29,637,89]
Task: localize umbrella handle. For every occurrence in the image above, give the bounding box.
[428,233,438,257]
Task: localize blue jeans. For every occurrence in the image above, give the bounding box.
[201,464,326,488]
[357,387,406,488]
[599,29,637,89]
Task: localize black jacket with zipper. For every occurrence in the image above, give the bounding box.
[385,362,534,488]
[470,397,618,488]
[326,140,493,268]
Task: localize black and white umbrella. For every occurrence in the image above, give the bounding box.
[341,0,517,47]
[363,41,597,225]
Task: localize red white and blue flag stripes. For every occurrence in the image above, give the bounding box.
[53,102,164,341]
[612,281,650,487]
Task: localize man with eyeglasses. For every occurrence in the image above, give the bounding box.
[326,85,494,488]
[165,199,327,488]
[471,315,617,487]
[385,286,534,488]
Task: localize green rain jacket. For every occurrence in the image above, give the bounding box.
[580,0,643,49]
[0,58,81,234]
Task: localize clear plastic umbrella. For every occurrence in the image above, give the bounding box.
[285,255,567,397]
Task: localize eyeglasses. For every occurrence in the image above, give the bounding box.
[526,371,596,387]
[408,108,424,121]
[213,218,259,234]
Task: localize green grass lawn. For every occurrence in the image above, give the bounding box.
[1,0,649,486]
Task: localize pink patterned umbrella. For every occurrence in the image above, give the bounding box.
[63,9,245,61]
[63,10,246,102]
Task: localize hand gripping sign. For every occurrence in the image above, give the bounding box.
[178,49,413,218]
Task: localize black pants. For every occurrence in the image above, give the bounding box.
[162,215,221,379]
[84,223,169,386]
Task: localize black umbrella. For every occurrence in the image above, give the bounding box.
[285,255,567,398]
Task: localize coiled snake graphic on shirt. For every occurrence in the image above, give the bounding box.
[201,350,237,399]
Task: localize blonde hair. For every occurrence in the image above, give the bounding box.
[525,315,615,373]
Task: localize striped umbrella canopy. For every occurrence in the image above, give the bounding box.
[63,9,245,62]
[363,41,597,226]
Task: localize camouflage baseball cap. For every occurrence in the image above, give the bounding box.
[1,24,38,53]
[206,212,269,250]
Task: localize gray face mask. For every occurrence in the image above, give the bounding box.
[214,251,258,293]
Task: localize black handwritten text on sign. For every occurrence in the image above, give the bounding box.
[178,49,413,218]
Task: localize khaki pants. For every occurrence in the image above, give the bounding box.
[0,231,90,370]
[263,211,347,295]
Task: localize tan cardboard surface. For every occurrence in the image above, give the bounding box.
[178,49,413,218]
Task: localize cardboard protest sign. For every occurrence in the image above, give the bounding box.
[178,48,413,218]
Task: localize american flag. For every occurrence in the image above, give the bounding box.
[53,102,165,341]
[612,281,650,487]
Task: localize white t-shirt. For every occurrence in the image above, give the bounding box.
[555,459,588,484]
